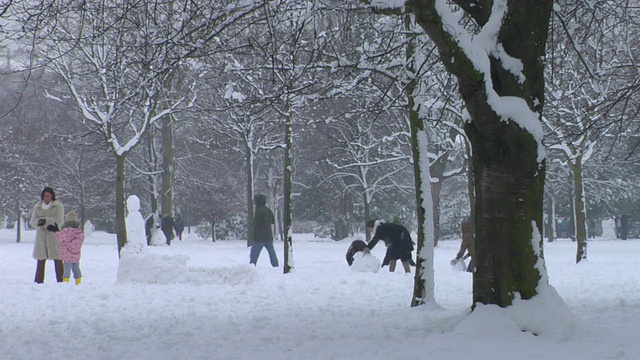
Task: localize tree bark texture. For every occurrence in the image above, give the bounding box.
[545,192,555,243]
[116,155,127,254]
[572,160,587,263]
[246,143,254,247]
[412,0,553,307]
[161,115,175,215]
[405,13,432,307]
[283,116,294,274]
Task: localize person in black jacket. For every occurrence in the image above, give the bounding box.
[174,214,185,241]
[364,219,414,273]
[160,212,175,246]
[249,194,278,267]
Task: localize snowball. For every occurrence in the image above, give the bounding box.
[350,252,380,273]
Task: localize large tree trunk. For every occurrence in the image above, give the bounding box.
[467,120,545,305]
[413,0,553,307]
[572,160,587,263]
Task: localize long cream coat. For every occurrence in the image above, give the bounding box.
[29,200,64,260]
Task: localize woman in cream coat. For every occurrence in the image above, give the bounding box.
[29,187,64,283]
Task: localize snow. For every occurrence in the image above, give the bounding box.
[2,229,640,360]
[123,195,147,255]
[350,251,380,273]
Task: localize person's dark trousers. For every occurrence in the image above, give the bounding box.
[35,259,64,283]
[54,259,63,282]
[34,260,45,283]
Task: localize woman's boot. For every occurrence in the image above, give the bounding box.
[54,260,64,282]
[34,260,45,283]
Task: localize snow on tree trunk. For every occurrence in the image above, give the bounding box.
[412,129,436,306]
[404,13,435,306]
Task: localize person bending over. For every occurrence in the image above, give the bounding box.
[364,219,414,273]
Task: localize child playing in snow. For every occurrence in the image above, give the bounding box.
[55,210,85,285]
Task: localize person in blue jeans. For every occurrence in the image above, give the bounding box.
[249,194,279,267]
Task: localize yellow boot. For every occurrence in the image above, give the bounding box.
[75,278,82,285]
[62,278,70,283]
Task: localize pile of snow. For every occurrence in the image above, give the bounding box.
[117,252,258,286]
[350,251,381,273]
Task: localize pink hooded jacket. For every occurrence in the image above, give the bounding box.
[55,227,85,263]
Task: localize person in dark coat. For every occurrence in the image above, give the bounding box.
[249,194,278,267]
[174,214,185,241]
[451,217,474,272]
[345,240,367,266]
[364,219,414,273]
[160,212,175,246]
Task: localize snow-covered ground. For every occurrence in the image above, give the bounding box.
[1,228,639,360]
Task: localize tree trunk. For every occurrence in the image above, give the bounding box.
[572,160,587,263]
[545,192,555,243]
[116,155,127,255]
[412,0,553,307]
[146,135,159,213]
[211,215,216,242]
[431,179,442,246]
[428,143,450,247]
[246,142,254,247]
[468,121,545,305]
[363,191,372,241]
[161,115,174,215]
[15,205,22,243]
[406,13,434,307]
[334,220,349,240]
[465,140,476,270]
[283,113,293,274]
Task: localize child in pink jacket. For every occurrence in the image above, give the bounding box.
[55,211,85,285]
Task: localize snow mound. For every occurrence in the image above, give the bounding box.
[455,284,586,341]
[117,252,259,286]
[350,252,380,273]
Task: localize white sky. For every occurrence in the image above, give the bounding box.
[2,222,639,360]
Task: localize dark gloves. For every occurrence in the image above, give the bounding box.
[46,223,59,232]
[37,218,46,226]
